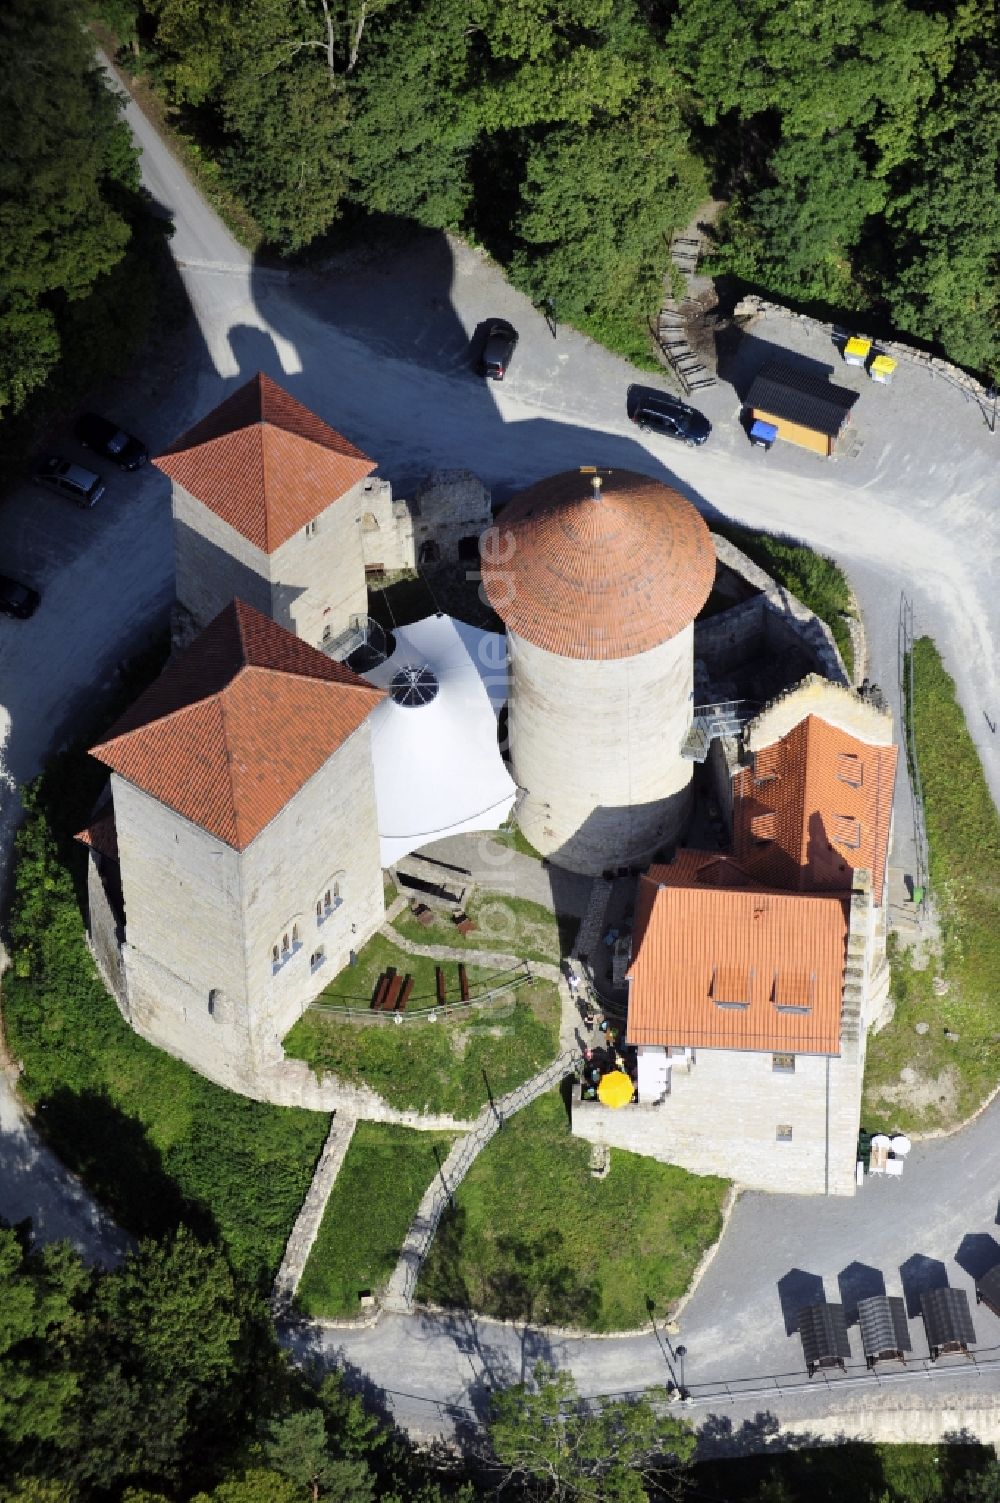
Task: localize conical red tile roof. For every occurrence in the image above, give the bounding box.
[154,372,376,553]
[480,468,715,659]
[91,600,385,850]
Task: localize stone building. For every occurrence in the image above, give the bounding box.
[156,373,381,651]
[573,679,898,1195]
[156,375,494,652]
[78,599,386,1095]
[480,468,716,875]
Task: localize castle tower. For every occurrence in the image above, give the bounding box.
[87,599,386,1094]
[480,468,715,874]
[155,373,379,649]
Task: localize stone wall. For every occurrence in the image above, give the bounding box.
[173,484,271,633]
[508,626,696,875]
[110,721,384,1095]
[573,1042,862,1196]
[746,673,893,752]
[271,478,370,645]
[697,533,849,687]
[733,293,996,407]
[411,470,493,567]
[358,476,415,574]
[86,853,128,1012]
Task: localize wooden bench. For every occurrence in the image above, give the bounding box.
[396,975,414,1012]
[411,901,435,927]
[383,972,404,1012]
[454,913,476,935]
[371,967,397,1011]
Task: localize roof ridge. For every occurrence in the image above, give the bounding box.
[215,688,242,843]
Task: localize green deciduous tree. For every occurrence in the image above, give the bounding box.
[0,0,141,417]
[0,1229,88,1462]
[488,1362,694,1502]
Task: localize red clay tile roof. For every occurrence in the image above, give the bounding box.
[154,373,376,554]
[732,715,897,901]
[75,807,119,862]
[480,468,715,659]
[90,600,385,851]
[626,855,849,1054]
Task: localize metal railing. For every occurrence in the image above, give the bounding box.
[307,962,533,1027]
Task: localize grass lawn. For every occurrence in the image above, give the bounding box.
[296,1123,455,1318]
[863,637,1000,1132]
[391,890,576,965]
[492,822,545,861]
[4,779,328,1292]
[711,519,856,678]
[306,931,517,1011]
[416,1090,729,1331]
[284,974,561,1118]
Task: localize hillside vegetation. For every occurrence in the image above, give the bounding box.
[85,0,1000,375]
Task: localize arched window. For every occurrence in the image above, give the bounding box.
[282,932,290,955]
[419,539,441,565]
[272,944,280,966]
[316,875,344,924]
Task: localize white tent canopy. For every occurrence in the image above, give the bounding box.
[362,614,515,866]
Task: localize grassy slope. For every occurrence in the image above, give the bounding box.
[390,891,575,966]
[417,1090,728,1331]
[863,637,1000,1131]
[296,1122,455,1317]
[284,984,561,1118]
[3,859,328,1291]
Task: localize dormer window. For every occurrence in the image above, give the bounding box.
[831,814,862,849]
[772,969,815,1012]
[837,752,863,788]
[711,964,754,1008]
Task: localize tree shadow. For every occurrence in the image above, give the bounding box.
[36,1086,217,1247]
[837,1261,886,1326]
[777,1268,825,1337]
[899,1252,949,1319]
[955,1233,1000,1282]
[486,1228,599,1330]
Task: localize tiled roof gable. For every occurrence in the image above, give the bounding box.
[91,600,385,850]
[154,373,376,553]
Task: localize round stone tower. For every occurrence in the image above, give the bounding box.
[480,467,715,875]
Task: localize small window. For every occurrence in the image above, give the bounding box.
[773,1053,796,1073]
[837,752,863,788]
[322,624,332,643]
[291,923,300,948]
[310,947,326,972]
[419,539,441,565]
[776,1124,793,1142]
[271,944,280,965]
[304,520,318,538]
[282,933,290,955]
[457,535,480,563]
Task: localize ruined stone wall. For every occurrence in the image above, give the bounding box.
[358,477,415,574]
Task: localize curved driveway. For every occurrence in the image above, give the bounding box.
[2,62,999,1436]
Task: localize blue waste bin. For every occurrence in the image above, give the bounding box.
[749,419,779,450]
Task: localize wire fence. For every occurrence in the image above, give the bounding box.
[307,962,533,1027]
[396,1048,579,1304]
[898,593,929,907]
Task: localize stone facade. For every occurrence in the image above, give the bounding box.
[746,674,894,752]
[111,721,383,1095]
[507,625,696,875]
[409,470,493,569]
[172,476,373,649]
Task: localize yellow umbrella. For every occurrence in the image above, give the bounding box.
[597,1070,634,1109]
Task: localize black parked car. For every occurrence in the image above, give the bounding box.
[630,394,711,447]
[34,456,107,508]
[479,319,518,381]
[0,575,40,620]
[75,412,148,470]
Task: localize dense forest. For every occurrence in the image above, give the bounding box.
[2,0,998,427]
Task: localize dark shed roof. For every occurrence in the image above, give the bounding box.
[798,1302,851,1372]
[921,1287,977,1354]
[976,1263,1000,1316]
[746,363,858,437]
[858,1295,911,1361]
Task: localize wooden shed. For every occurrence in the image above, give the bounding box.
[745,362,858,456]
